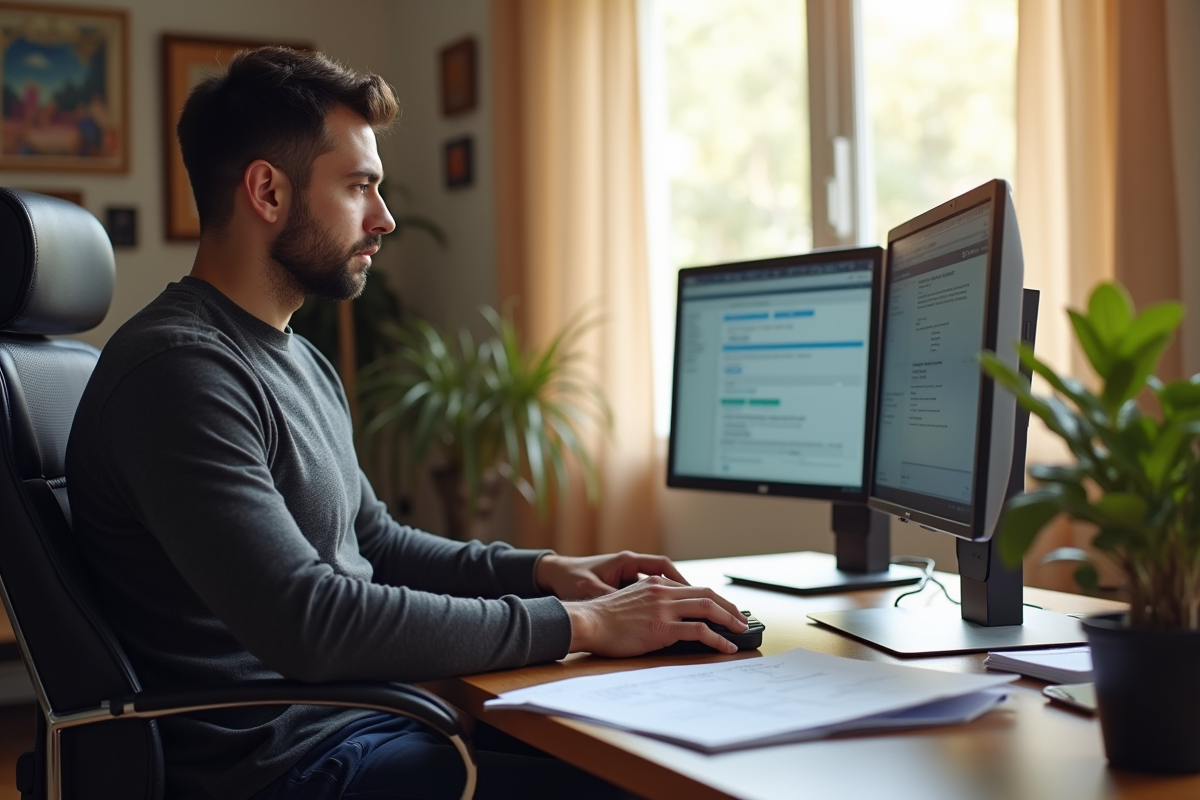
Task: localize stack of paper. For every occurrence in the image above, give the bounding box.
[984,646,1092,684]
[485,648,1016,752]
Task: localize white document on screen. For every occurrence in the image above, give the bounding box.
[484,648,1016,752]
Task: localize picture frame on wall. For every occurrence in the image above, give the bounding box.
[0,3,129,172]
[161,35,310,240]
[444,136,473,189]
[439,37,477,117]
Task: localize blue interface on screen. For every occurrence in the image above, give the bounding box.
[671,259,874,489]
[873,201,992,522]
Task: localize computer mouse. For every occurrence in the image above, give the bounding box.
[645,611,765,656]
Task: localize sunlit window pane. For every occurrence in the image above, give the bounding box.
[663,0,812,266]
[651,0,811,434]
[862,0,1017,243]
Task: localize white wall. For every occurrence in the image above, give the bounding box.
[0,0,400,349]
[383,0,497,340]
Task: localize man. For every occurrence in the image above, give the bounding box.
[67,47,747,800]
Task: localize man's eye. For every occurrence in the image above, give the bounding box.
[356,184,369,195]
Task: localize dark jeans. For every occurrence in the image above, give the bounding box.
[251,713,638,800]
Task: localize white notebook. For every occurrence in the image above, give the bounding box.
[984,646,1092,684]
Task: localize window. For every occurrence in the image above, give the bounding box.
[643,0,1017,435]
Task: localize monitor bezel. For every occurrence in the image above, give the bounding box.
[666,246,885,503]
[868,179,1012,540]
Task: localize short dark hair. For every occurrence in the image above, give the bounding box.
[176,47,399,233]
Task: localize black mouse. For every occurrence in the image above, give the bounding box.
[646,611,765,656]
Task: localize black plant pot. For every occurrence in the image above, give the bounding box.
[1083,613,1200,774]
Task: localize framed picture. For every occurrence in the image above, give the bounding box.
[105,205,135,247]
[161,35,310,241]
[444,137,473,189]
[0,3,128,172]
[439,37,477,117]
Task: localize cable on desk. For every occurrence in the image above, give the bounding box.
[888,556,1052,611]
[890,556,959,607]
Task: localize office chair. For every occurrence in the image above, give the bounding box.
[0,189,477,800]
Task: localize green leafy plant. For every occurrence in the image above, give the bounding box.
[358,306,612,536]
[979,282,1198,629]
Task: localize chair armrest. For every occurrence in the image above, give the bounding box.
[93,679,477,800]
[114,679,465,742]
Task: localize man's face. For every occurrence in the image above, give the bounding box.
[270,106,395,301]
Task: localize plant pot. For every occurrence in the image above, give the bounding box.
[1082,613,1200,774]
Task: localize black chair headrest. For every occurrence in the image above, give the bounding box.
[0,189,115,336]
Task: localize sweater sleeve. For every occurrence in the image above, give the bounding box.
[96,345,571,683]
[354,472,554,599]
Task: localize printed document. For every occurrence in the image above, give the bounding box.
[485,647,1016,752]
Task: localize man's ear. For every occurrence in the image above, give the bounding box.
[242,159,290,224]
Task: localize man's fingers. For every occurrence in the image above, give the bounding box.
[666,596,749,631]
[671,620,739,654]
[626,554,690,586]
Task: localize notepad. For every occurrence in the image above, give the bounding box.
[984,646,1092,684]
[486,648,1016,752]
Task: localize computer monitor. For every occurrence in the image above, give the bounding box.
[666,247,924,594]
[808,179,1086,655]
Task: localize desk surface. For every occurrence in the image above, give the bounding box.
[427,554,1200,800]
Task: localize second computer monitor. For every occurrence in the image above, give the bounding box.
[667,247,883,501]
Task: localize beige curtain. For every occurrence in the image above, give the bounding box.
[1016,0,1182,590]
[492,0,659,556]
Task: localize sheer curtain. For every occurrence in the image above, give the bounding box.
[491,0,660,555]
[1016,0,1183,589]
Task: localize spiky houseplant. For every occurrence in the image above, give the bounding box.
[358,306,611,539]
[979,282,1198,630]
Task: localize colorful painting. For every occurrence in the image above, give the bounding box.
[0,3,127,171]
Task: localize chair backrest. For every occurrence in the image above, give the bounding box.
[0,189,164,799]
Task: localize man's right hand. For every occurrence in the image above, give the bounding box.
[562,576,749,657]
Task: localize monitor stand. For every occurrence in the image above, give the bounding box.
[807,535,1087,655]
[724,503,925,595]
[807,288,1087,655]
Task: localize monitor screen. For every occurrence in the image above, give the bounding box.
[866,193,1016,541]
[667,248,882,501]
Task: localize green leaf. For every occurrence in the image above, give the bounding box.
[1117,301,1184,358]
[1087,283,1134,346]
[1101,358,1138,412]
[997,488,1068,568]
[1093,493,1147,527]
[1016,343,1102,414]
[1159,378,1200,415]
[1028,464,1086,484]
[1069,310,1112,376]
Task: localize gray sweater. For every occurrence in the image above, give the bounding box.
[66,276,572,799]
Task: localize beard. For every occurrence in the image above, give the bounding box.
[270,191,380,302]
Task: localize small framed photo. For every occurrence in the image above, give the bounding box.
[444,137,474,189]
[161,35,310,240]
[439,37,477,117]
[0,3,129,172]
[105,206,136,247]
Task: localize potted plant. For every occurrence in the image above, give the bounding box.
[980,281,1200,774]
[358,306,611,540]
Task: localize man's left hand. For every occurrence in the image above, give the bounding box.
[535,551,690,600]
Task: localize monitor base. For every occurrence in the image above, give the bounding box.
[808,605,1086,656]
[724,551,924,596]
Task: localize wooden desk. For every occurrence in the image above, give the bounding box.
[428,555,1200,800]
